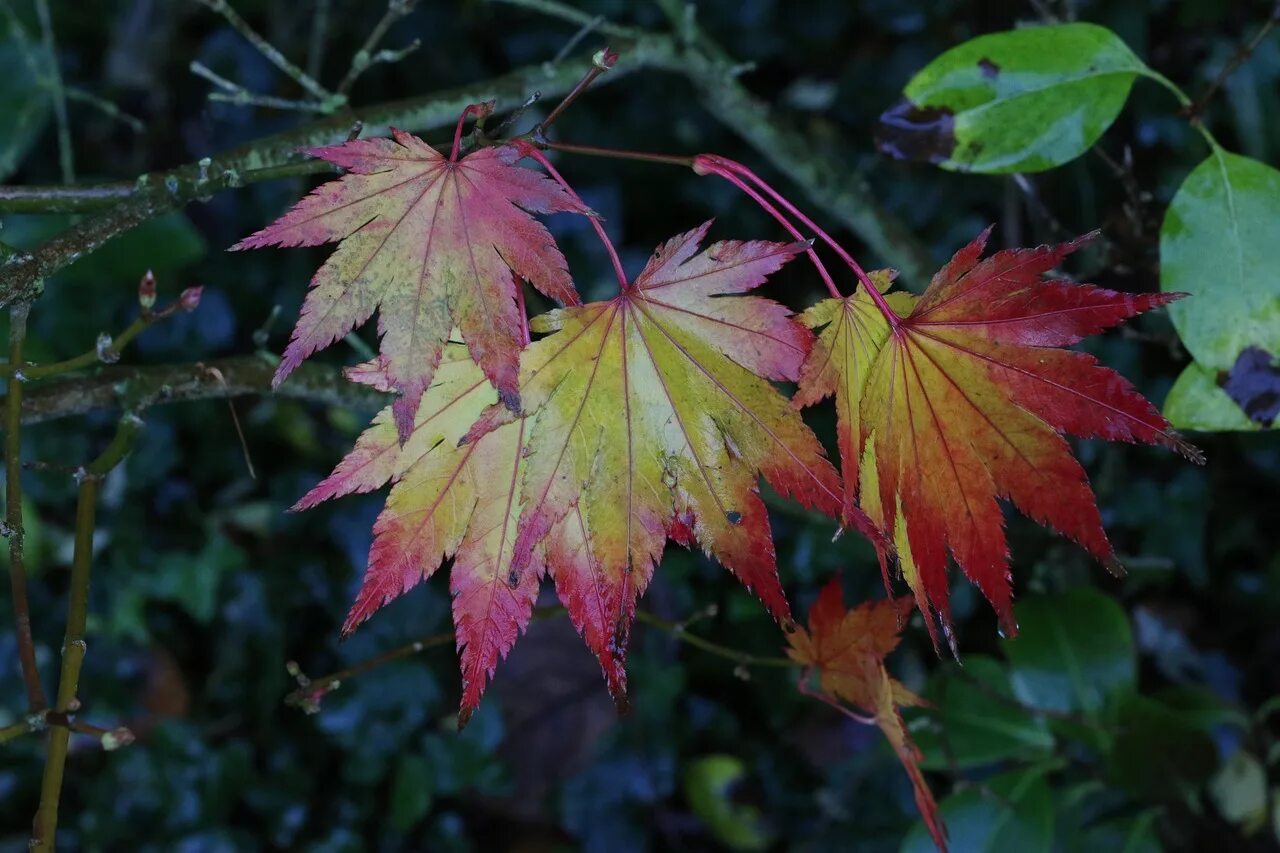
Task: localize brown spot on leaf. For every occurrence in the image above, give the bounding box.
[1219,346,1280,426]
[875,99,957,164]
[978,57,1000,78]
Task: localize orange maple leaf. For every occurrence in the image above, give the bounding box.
[786,578,945,852]
[795,230,1200,644]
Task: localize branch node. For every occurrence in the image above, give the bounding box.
[95,333,118,364]
[100,726,135,752]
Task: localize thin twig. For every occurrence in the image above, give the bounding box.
[488,0,639,39]
[1185,2,1280,120]
[64,87,145,133]
[634,610,796,669]
[31,413,142,850]
[551,13,604,65]
[336,0,421,96]
[286,606,798,713]
[5,302,46,712]
[0,710,135,749]
[34,0,72,183]
[191,61,331,113]
[0,290,194,381]
[195,0,334,102]
[307,0,332,82]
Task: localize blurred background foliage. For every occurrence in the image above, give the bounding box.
[0,0,1278,850]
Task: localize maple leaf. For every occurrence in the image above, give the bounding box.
[233,118,590,436]
[786,578,945,852]
[796,229,1200,644]
[464,221,880,699]
[294,341,541,720]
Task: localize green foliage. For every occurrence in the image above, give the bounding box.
[682,755,771,850]
[885,18,1280,433]
[1164,363,1261,431]
[911,656,1053,771]
[886,23,1147,173]
[1004,587,1135,714]
[1161,148,1280,430]
[900,766,1055,853]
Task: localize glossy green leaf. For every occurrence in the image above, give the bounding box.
[901,766,1053,853]
[683,755,770,851]
[389,755,434,832]
[1071,811,1162,853]
[1164,362,1262,431]
[1004,587,1135,714]
[1162,148,1280,370]
[881,23,1148,173]
[1106,693,1219,800]
[1210,751,1268,830]
[911,656,1054,770]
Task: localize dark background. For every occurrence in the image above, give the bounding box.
[1,0,1278,850]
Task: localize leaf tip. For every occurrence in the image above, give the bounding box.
[1102,553,1126,578]
[498,387,522,414]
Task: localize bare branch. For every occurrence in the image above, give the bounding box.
[194,0,334,103]
[15,356,387,427]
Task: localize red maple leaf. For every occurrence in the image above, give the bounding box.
[796,230,1200,644]
[233,112,590,436]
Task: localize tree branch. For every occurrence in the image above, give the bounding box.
[660,25,936,288]
[5,302,47,712]
[0,41,679,306]
[32,413,142,849]
[12,356,387,426]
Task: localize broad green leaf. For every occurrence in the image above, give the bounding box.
[683,755,771,851]
[389,754,434,832]
[1210,751,1268,830]
[911,656,1054,770]
[1070,811,1162,853]
[0,36,53,180]
[1106,693,1219,800]
[1004,587,1135,714]
[879,23,1148,173]
[901,766,1053,853]
[1162,149,1280,371]
[1165,362,1262,431]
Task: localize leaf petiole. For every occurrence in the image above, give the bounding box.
[516,141,630,292]
[696,155,902,325]
[536,46,618,133]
